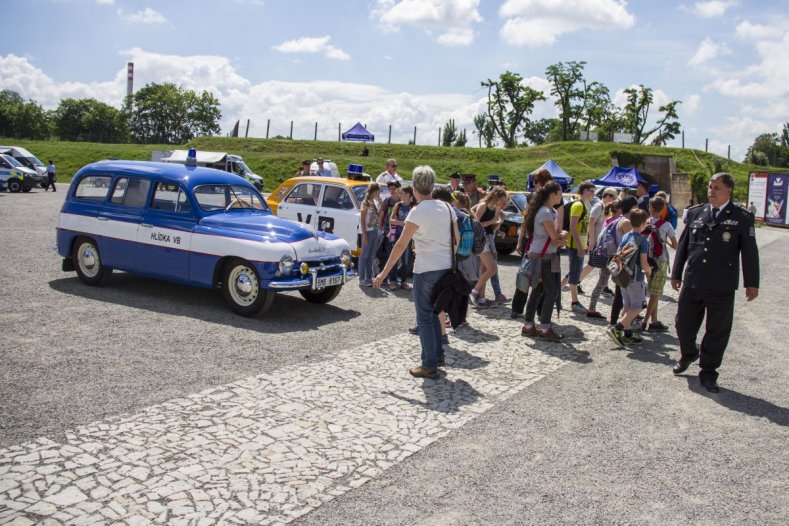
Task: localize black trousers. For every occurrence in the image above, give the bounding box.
[609,286,623,325]
[525,260,558,325]
[675,287,735,381]
[512,287,528,314]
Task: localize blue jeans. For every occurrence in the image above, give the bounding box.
[387,234,411,283]
[567,247,584,285]
[359,229,380,281]
[491,271,502,297]
[412,269,448,370]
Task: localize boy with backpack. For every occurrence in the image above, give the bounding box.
[642,196,677,332]
[607,208,652,347]
[563,181,596,314]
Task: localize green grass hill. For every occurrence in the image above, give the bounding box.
[4,137,773,201]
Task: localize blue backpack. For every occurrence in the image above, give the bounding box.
[456,211,476,257]
[667,204,678,229]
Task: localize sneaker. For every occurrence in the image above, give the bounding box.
[388,281,399,291]
[586,310,605,319]
[601,286,614,297]
[400,282,412,290]
[571,301,587,314]
[359,279,372,287]
[622,333,644,344]
[538,327,564,342]
[409,366,438,379]
[647,321,669,332]
[494,294,509,305]
[408,325,420,335]
[476,298,491,308]
[521,325,538,337]
[606,326,625,347]
[469,289,480,306]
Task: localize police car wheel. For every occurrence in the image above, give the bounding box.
[72,237,112,286]
[8,179,22,193]
[299,285,342,304]
[222,259,274,316]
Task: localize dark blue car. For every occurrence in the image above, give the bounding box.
[56,161,354,316]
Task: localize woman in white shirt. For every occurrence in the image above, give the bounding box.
[374,166,458,379]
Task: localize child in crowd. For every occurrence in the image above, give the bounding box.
[358,183,381,286]
[387,186,414,290]
[643,196,677,332]
[587,198,623,318]
[607,208,651,347]
[470,188,508,307]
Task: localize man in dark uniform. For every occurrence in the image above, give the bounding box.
[670,172,760,392]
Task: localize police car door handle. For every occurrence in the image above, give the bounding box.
[140,223,153,228]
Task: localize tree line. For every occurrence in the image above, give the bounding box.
[745,123,789,167]
[464,61,682,149]
[0,82,221,145]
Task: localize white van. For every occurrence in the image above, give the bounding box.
[0,146,48,186]
[159,150,264,190]
[0,154,39,192]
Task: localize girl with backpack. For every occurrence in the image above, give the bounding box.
[521,182,567,342]
[470,188,509,308]
[358,183,381,286]
[587,198,623,318]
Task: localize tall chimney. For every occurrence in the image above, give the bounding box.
[127,62,134,99]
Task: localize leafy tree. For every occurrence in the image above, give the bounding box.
[481,71,546,148]
[124,82,221,144]
[523,118,559,145]
[781,122,789,148]
[54,98,127,142]
[745,132,789,167]
[473,113,496,148]
[581,83,613,137]
[545,61,589,141]
[621,85,681,145]
[0,89,51,139]
[454,129,467,147]
[442,118,458,147]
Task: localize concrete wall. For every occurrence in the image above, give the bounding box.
[670,172,693,212]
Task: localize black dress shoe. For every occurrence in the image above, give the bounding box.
[700,377,720,393]
[672,355,699,375]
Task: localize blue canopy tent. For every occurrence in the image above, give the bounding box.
[592,166,647,188]
[342,122,374,142]
[527,160,574,191]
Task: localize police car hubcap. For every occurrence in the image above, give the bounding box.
[79,244,99,277]
[229,266,257,305]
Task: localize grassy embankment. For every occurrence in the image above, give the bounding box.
[5,137,770,201]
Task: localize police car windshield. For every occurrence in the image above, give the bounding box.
[510,193,527,211]
[236,160,253,174]
[352,185,367,204]
[26,156,44,167]
[193,184,269,212]
[1,155,23,168]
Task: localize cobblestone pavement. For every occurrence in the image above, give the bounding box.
[0,310,594,525]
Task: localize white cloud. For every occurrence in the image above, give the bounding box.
[272,36,351,61]
[498,0,636,47]
[690,1,736,18]
[685,94,701,115]
[117,7,167,24]
[96,0,114,5]
[709,30,789,99]
[735,20,787,41]
[371,0,483,47]
[688,37,730,66]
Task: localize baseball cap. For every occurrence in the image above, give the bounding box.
[602,187,618,198]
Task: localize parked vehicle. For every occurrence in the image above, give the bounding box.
[0,154,39,193]
[56,161,354,317]
[496,191,529,255]
[159,150,264,190]
[0,146,48,187]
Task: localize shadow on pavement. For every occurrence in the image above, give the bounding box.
[386,378,482,414]
[49,275,361,333]
[444,347,490,370]
[685,377,789,426]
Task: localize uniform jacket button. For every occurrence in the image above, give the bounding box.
[703,259,707,263]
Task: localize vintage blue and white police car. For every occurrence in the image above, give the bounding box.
[56,160,354,316]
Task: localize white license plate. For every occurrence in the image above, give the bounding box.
[315,275,343,289]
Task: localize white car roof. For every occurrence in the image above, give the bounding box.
[163,150,228,164]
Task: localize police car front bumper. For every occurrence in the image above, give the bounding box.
[268,263,355,290]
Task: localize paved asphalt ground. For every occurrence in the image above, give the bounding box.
[1,187,787,524]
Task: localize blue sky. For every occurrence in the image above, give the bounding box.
[1,0,788,159]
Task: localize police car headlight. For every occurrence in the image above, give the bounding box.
[278,255,294,275]
[299,262,310,275]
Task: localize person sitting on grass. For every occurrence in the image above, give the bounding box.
[607,208,652,347]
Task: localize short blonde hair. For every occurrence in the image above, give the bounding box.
[412,166,436,196]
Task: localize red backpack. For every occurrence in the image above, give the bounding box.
[643,219,666,259]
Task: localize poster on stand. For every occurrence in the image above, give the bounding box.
[765,173,789,226]
[748,172,768,221]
